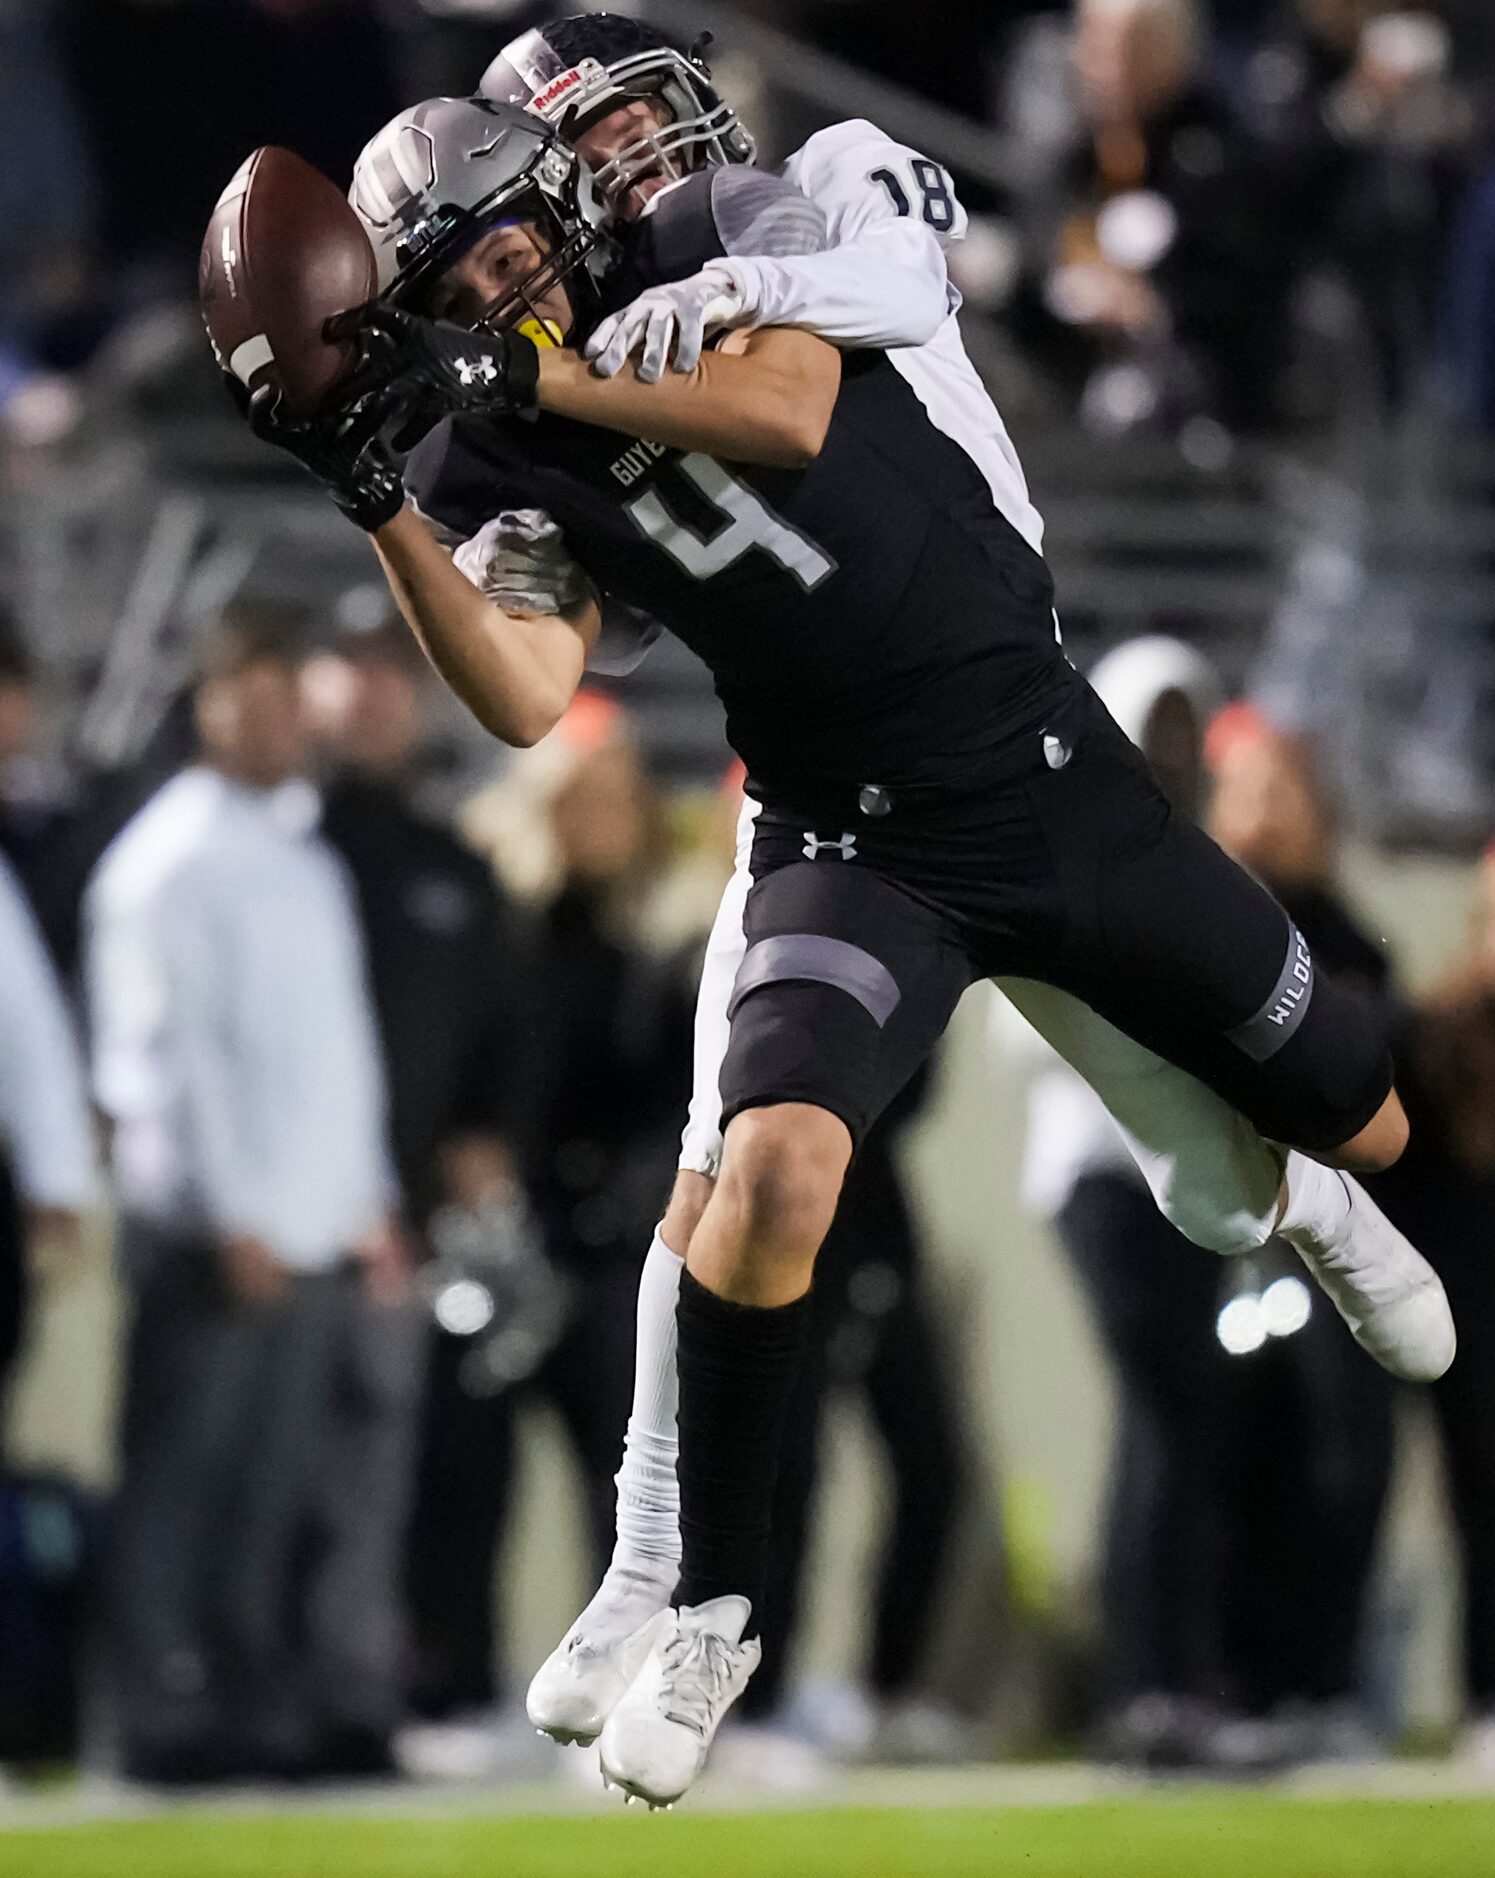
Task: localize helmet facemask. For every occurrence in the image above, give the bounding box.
[561,51,754,213]
[418,194,600,347]
[397,163,607,346]
[485,27,756,220]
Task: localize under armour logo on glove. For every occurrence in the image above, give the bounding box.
[455,354,500,388]
[803,832,857,861]
[330,305,542,451]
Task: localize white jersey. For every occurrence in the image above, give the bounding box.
[768,120,1045,555]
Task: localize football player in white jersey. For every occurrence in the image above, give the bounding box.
[239,22,1444,1801]
[469,17,1454,1794]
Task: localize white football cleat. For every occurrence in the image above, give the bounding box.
[1286,1173,1456,1382]
[526,1570,674,1746]
[598,1595,762,1807]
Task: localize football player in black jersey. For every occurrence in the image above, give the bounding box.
[236,97,1452,1807]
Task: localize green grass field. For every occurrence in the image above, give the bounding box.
[3,1795,1493,1878]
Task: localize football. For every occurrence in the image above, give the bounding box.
[198,146,377,418]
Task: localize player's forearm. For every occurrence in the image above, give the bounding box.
[536,334,840,468]
[373,506,594,747]
[723,226,952,350]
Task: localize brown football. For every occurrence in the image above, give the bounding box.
[199,146,377,418]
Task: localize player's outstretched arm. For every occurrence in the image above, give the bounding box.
[583,140,962,383]
[587,224,951,383]
[535,327,841,469]
[372,506,599,748]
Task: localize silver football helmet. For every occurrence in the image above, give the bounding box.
[349,96,610,333]
[480,14,754,216]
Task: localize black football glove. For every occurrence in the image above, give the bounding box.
[236,380,406,533]
[336,304,543,449]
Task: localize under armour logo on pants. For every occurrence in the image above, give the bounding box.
[802,832,857,861]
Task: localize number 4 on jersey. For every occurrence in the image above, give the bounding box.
[627,454,837,592]
[870,159,957,234]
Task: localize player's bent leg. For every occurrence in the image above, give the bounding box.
[689,1103,851,1306]
[1018,729,1454,1379]
[598,1103,851,1807]
[526,1170,723,1746]
[998,975,1284,1258]
[529,827,756,1749]
[599,850,971,1805]
[999,976,1453,1381]
[1319,1087,1410,1174]
[527,1213,686,1743]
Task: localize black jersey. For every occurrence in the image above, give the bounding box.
[406,177,1077,806]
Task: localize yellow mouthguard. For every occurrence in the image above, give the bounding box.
[517,317,564,349]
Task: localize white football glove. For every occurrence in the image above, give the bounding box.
[584,263,748,384]
[453,509,592,618]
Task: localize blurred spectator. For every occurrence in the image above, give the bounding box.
[0,0,93,397]
[1204,706,1396,1762]
[307,609,529,1769]
[310,610,519,1227]
[0,828,96,1771]
[85,611,403,1782]
[1241,3,1477,409]
[1376,846,1495,1773]
[399,697,691,1763]
[1441,151,1495,431]
[1011,0,1297,434]
[0,847,93,1434]
[0,621,73,926]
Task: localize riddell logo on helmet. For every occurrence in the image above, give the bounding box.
[531,59,607,118]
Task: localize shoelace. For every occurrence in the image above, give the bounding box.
[659,1629,738,1736]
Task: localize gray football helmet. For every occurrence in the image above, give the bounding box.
[480,14,755,216]
[349,96,610,333]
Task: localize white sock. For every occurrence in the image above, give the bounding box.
[609,1228,683,1585]
[1277,1150,1352,1248]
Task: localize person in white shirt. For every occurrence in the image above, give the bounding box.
[85,613,402,1782]
[0,846,94,1427]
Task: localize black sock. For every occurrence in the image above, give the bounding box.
[673,1268,812,1633]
